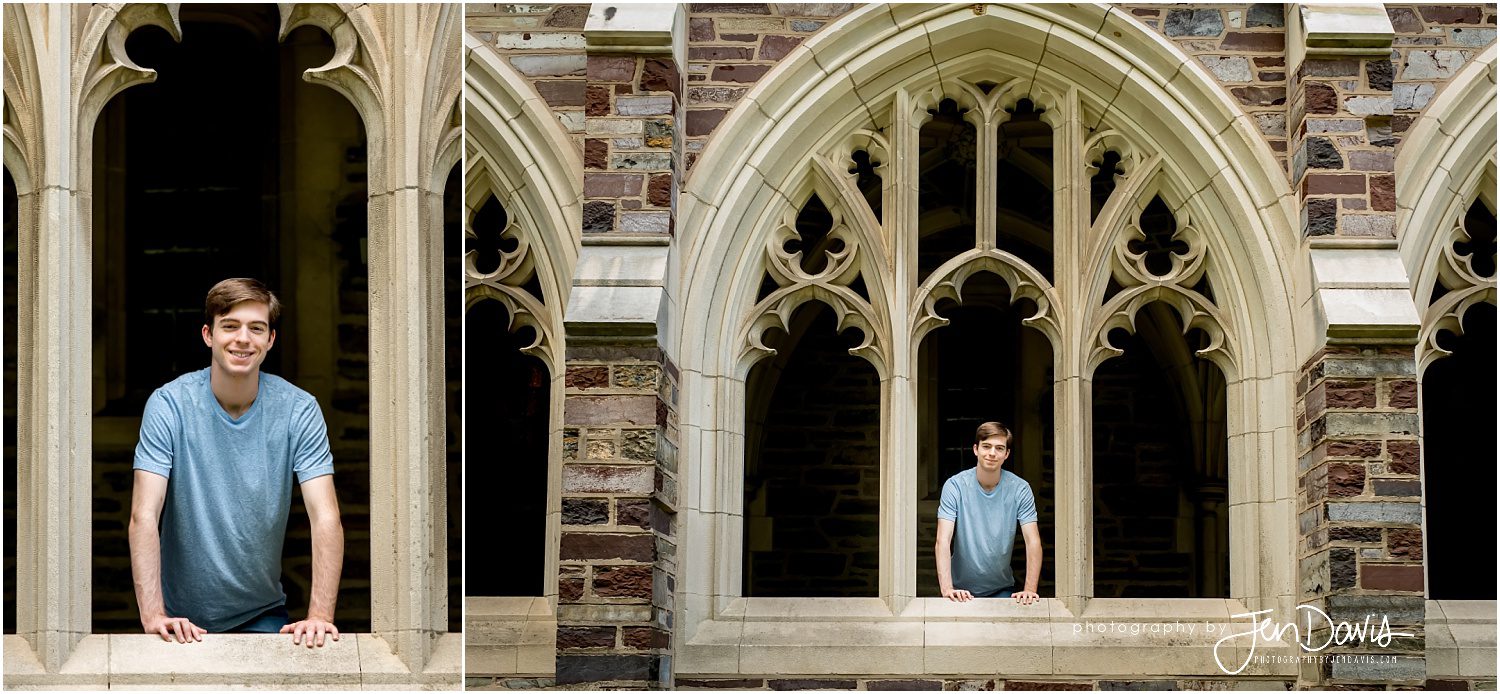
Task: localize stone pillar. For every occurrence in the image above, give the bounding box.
[1289,8,1431,688]
[555,6,684,687]
[1295,346,1427,688]
[1288,4,1398,241]
[337,4,461,672]
[8,3,180,671]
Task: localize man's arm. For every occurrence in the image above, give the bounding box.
[282,475,343,647]
[1013,521,1043,605]
[935,519,973,602]
[129,470,205,643]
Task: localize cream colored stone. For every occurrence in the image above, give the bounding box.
[923,596,1053,622]
[7,3,462,680]
[922,621,1053,674]
[738,622,924,675]
[464,647,519,678]
[743,597,894,620]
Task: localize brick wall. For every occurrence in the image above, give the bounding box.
[583,53,680,235]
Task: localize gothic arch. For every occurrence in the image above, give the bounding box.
[3,2,461,675]
[462,30,582,322]
[672,3,1302,650]
[1397,44,1498,310]
[461,29,581,678]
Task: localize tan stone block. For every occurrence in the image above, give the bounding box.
[923,621,1052,674]
[514,644,556,675]
[463,646,518,677]
[106,634,362,684]
[738,622,923,674]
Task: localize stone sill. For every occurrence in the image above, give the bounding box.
[3,633,461,690]
[679,598,1300,677]
[1427,599,1497,679]
[465,597,556,678]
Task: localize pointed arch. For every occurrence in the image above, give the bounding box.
[1398,44,1498,306]
[672,3,1302,674]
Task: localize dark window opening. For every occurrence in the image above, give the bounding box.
[4,167,17,634]
[916,271,1054,597]
[1456,198,1496,279]
[850,149,883,223]
[996,99,1054,281]
[1131,196,1190,278]
[468,194,511,276]
[744,303,880,597]
[1093,303,1229,598]
[464,299,549,596]
[443,164,462,631]
[1424,301,1497,599]
[1090,150,1124,225]
[89,7,372,632]
[918,99,977,285]
[787,195,840,275]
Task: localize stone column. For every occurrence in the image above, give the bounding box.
[1295,346,1427,688]
[10,3,179,671]
[1290,7,1431,688]
[1288,4,1398,241]
[350,4,461,672]
[555,5,684,687]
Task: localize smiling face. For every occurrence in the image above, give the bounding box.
[973,434,1012,474]
[202,301,276,378]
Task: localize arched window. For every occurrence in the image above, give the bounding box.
[465,193,552,597]
[1418,196,1497,600]
[675,4,1297,677]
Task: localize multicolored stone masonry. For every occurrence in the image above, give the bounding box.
[1295,346,1427,688]
[682,3,857,173]
[468,4,590,139]
[583,52,681,235]
[557,345,679,688]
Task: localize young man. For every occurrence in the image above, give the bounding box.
[129,278,344,647]
[935,421,1043,604]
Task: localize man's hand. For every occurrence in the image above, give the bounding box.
[1012,590,1040,605]
[281,617,340,648]
[143,614,205,643]
[941,587,975,602]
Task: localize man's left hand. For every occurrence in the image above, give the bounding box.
[280,617,340,648]
[1012,590,1040,605]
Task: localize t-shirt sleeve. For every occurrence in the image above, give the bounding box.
[292,398,335,484]
[937,477,959,522]
[133,390,176,479]
[1017,480,1039,526]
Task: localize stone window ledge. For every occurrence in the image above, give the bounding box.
[2,633,461,690]
[1426,599,1497,679]
[465,597,556,677]
[679,598,1299,678]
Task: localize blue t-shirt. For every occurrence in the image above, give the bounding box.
[937,467,1039,595]
[133,368,334,632]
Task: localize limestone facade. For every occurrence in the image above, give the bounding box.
[471,3,1496,690]
[3,2,461,688]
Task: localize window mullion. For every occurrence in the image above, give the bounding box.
[1052,86,1092,612]
[975,109,999,252]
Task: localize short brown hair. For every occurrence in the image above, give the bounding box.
[205,278,281,328]
[975,421,1013,446]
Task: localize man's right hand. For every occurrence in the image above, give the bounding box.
[143,614,206,643]
[941,587,974,602]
